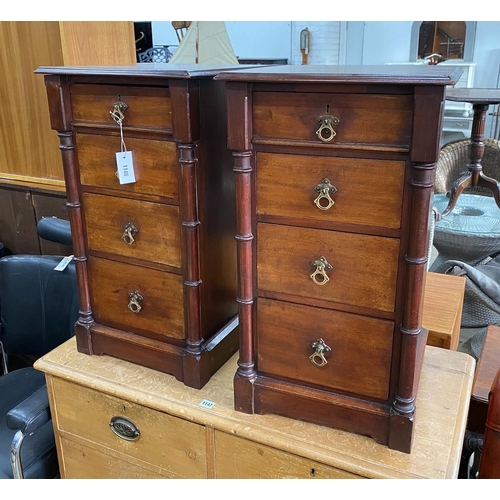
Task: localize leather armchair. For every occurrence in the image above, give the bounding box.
[0,218,78,479]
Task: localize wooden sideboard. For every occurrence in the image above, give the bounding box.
[35,338,474,479]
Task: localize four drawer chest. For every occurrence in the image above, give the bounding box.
[215,65,462,452]
[37,63,463,454]
[37,64,244,389]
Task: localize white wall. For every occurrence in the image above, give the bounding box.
[152,21,292,61]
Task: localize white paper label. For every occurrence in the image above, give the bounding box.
[199,399,215,409]
[116,151,136,184]
[54,255,74,272]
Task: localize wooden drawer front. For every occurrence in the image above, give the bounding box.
[256,152,405,229]
[71,84,172,130]
[257,298,393,400]
[52,378,207,478]
[257,223,399,313]
[83,193,181,268]
[89,256,185,339]
[77,133,179,200]
[253,92,413,148]
[215,431,363,479]
[59,438,172,479]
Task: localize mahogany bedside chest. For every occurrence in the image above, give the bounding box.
[215,65,463,452]
[36,64,243,389]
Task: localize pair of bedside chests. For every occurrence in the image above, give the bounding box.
[36,63,462,453]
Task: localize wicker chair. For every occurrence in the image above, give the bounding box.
[435,138,500,195]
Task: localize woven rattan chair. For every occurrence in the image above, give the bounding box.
[435,138,500,195]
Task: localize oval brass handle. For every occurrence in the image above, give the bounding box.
[310,256,333,286]
[128,290,143,314]
[109,416,140,441]
[309,338,331,367]
[314,178,337,210]
[316,115,340,143]
[122,222,139,245]
[110,100,128,124]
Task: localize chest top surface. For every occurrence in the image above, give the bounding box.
[215,64,463,85]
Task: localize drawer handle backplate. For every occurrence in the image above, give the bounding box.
[122,222,139,245]
[310,256,333,286]
[109,416,140,441]
[128,289,144,314]
[316,115,339,143]
[310,338,331,367]
[314,178,337,210]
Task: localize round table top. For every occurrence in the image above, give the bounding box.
[446,88,500,105]
[434,194,500,236]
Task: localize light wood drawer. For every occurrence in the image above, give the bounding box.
[52,378,207,478]
[215,431,364,478]
[89,256,185,339]
[257,298,393,400]
[256,152,405,229]
[59,437,172,478]
[77,133,179,201]
[253,91,413,148]
[71,84,172,130]
[257,222,400,313]
[83,192,181,268]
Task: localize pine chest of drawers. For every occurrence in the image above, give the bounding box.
[37,64,241,389]
[215,65,462,452]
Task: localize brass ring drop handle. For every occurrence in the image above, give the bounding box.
[309,338,331,367]
[128,290,143,314]
[310,256,333,286]
[316,115,340,143]
[122,222,139,245]
[110,100,128,124]
[314,178,337,210]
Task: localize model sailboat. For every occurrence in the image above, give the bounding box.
[169,21,239,64]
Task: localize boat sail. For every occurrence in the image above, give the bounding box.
[169,21,239,64]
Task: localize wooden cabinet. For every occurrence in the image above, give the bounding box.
[0,22,135,188]
[37,64,242,388]
[35,338,475,479]
[215,65,463,452]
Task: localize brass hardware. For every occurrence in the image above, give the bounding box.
[109,416,140,441]
[128,290,143,314]
[316,115,339,143]
[309,338,331,367]
[110,99,128,124]
[310,256,333,286]
[122,222,139,245]
[314,178,337,210]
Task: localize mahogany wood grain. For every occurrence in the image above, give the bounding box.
[468,325,500,434]
[256,152,405,229]
[76,133,179,201]
[41,67,240,388]
[222,66,456,452]
[257,222,399,313]
[83,192,181,268]
[253,92,413,148]
[257,298,393,400]
[88,256,185,339]
[71,84,172,130]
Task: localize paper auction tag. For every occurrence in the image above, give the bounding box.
[54,255,74,272]
[116,151,136,185]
